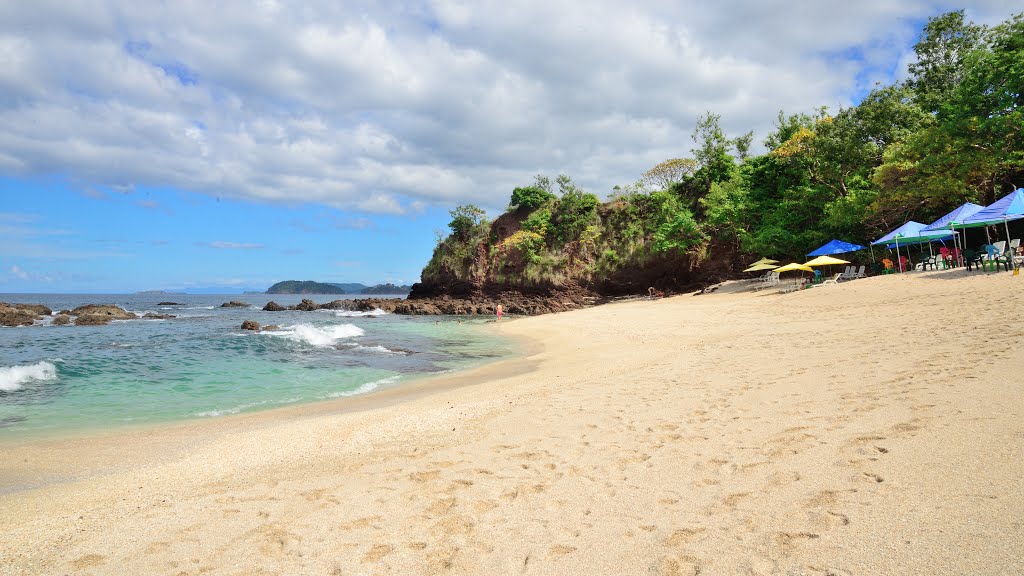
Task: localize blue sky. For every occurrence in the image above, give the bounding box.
[0,1,1013,293]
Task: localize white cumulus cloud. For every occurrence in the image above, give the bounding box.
[0,1,1014,213]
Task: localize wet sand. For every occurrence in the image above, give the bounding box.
[1,270,1022,575]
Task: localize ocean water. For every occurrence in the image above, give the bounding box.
[0,294,510,437]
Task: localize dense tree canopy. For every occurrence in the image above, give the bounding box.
[426,10,1024,290]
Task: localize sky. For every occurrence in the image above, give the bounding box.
[0,0,1016,293]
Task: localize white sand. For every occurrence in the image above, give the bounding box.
[2,270,1023,575]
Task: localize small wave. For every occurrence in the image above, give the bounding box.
[0,361,58,392]
[327,375,400,398]
[186,306,215,310]
[352,344,408,355]
[195,399,269,418]
[263,323,364,347]
[334,308,389,317]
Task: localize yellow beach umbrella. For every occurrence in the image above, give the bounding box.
[772,262,814,274]
[749,257,780,266]
[803,255,850,267]
[743,262,779,272]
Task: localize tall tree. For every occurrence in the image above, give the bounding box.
[907,10,986,114]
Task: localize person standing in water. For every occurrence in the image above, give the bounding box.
[495,304,503,321]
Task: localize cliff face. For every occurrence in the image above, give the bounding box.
[411,194,740,301]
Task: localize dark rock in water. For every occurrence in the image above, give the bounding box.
[295,298,318,311]
[143,313,175,320]
[67,304,137,325]
[0,303,37,327]
[69,304,137,324]
[263,301,286,312]
[157,301,182,306]
[241,320,261,331]
[261,324,280,331]
[75,314,113,326]
[221,300,249,308]
[53,314,71,325]
[14,303,52,316]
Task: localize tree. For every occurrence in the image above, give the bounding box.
[447,205,487,241]
[642,158,698,190]
[509,186,556,211]
[690,112,738,202]
[733,131,754,161]
[907,10,986,114]
[653,209,707,254]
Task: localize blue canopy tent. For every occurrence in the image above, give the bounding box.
[960,189,1024,269]
[872,221,956,272]
[921,202,984,266]
[807,239,866,256]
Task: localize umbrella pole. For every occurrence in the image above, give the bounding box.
[896,238,902,272]
[1005,217,1016,271]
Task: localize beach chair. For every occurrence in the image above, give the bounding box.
[881,259,895,274]
[821,273,843,286]
[754,272,780,291]
[840,266,854,280]
[983,244,1011,272]
[963,249,983,271]
[898,256,909,272]
[811,270,823,284]
[939,247,952,269]
[853,265,866,279]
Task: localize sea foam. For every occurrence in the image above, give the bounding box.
[334,308,389,317]
[327,375,400,398]
[266,323,365,347]
[0,361,58,392]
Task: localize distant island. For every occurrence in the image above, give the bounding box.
[265,280,412,295]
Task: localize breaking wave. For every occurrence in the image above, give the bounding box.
[263,323,364,347]
[0,361,58,392]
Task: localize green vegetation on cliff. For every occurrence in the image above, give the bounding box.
[418,10,1023,296]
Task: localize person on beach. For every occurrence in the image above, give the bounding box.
[495,304,503,321]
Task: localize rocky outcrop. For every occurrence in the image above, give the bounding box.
[157,301,182,306]
[221,301,250,308]
[263,301,286,311]
[258,290,600,317]
[295,299,318,311]
[70,304,137,326]
[53,314,71,325]
[142,313,175,320]
[0,303,39,327]
[14,304,52,316]
[262,325,280,331]
[241,320,261,331]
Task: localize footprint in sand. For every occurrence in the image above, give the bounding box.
[71,554,106,569]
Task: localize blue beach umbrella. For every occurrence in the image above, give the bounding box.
[807,239,866,257]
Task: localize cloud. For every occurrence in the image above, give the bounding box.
[9,264,53,282]
[206,241,264,250]
[0,1,1016,214]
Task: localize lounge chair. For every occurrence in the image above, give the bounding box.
[821,272,843,286]
[853,265,866,279]
[754,272,780,291]
[840,266,855,280]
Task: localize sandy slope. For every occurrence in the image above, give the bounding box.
[1,270,1023,575]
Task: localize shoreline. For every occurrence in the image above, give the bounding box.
[0,320,542,494]
[2,271,1022,574]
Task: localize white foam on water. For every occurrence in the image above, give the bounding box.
[194,399,269,418]
[326,375,400,398]
[0,361,58,392]
[186,306,215,310]
[263,323,364,347]
[334,308,389,317]
[353,344,406,355]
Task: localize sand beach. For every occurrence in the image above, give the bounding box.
[1,270,1023,575]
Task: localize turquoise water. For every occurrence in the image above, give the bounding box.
[0,294,510,437]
